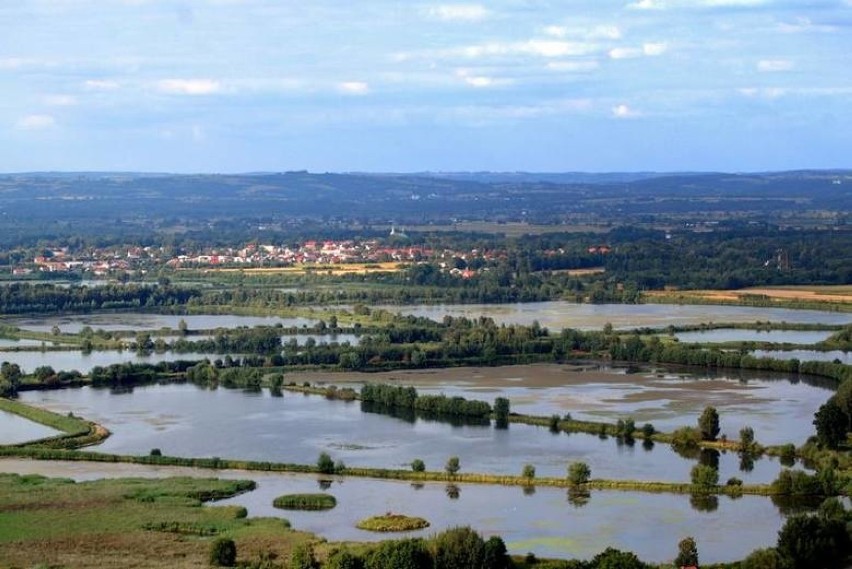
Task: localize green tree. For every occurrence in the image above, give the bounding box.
[593,547,648,569]
[494,397,510,429]
[411,459,425,473]
[740,548,786,569]
[740,426,756,451]
[482,536,510,569]
[317,452,335,474]
[777,513,850,569]
[642,423,655,439]
[445,456,460,477]
[698,406,720,441]
[522,464,536,481]
[567,462,591,486]
[813,398,848,449]
[674,536,699,567]
[365,538,431,569]
[431,526,485,569]
[208,537,237,567]
[690,464,719,490]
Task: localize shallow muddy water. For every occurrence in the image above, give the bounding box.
[380,302,852,331]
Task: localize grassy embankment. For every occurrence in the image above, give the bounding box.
[0,397,109,448]
[0,472,309,569]
[273,493,337,511]
[644,285,852,313]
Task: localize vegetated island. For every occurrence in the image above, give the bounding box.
[356,513,430,532]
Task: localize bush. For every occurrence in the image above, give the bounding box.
[445,456,460,476]
[326,550,365,569]
[365,538,431,569]
[291,543,317,569]
[208,537,237,567]
[690,464,719,490]
[522,464,536,480]
[671,426,702,450]
[272,494,337,511]
[149,448,162,457]
[483,536,510,569]
[698,406,720,441]
[431,526,485,569]
[317,452,335,474]
[740,548,787,569]
[593,547,648,569]
[411,459,425,472]
[674,537,698,568]
[567,462,591,486]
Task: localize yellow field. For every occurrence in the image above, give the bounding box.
[201,262,407,276]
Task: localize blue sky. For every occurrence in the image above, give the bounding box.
[1,0,850,172]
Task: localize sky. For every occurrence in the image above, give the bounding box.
[1,0,851,173]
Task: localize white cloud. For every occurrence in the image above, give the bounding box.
[757,59,793,72]
[643,42,668,56]
[338,81,370,95]
[626,0,665,10]
[16,114,56,130]
[425,4,489,22]
[43,95,77,107]
[738,87,786,99]
[156,79,221,95]
[455,69,510,88]
[546,61,600,72]
[609,47,643,59]
[84,79,120,91]
[612,104,640,118]
[544,25,621,40]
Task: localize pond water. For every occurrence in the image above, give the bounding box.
[0,458,808,564]
[0,351,225,374]
[752,350,852,365]
[380,302,852,331]
[19,384,792,484]
[0,338,46,348]
[674,329,833,344]
[0,411,59,444]
[2,313,319,334]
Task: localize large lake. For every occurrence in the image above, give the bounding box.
[380,302,852,330]
[20,383,797,484]
[0,411,59,444]
[0,458,808,564]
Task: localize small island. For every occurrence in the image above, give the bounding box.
[272,493,337,511]
[356,513,430,532]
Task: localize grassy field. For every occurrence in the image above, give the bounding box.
[0,473,311,569]
[645,285,852,309]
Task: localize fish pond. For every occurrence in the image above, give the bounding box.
[20,382,801,484]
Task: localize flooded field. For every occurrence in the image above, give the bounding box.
[0,350,228,374]
[286,363,832,446]
[0,458,807,564]
[674,329,833,344]
[2,313,319,334]
[0,412,59,444]
[20,382,796,484]
[751,349,852,365]
[380,302,852,330]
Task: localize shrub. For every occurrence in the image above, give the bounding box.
[411,459,426,472]
[431,526,486,569]
[149,448,162,457]
[445,456,460,476]
[674,537,698,568]
[290,543,317,569]
[272,494,337,511]
[326,550,364,569]
[522,464,536,480]
[317,452,335,474]
[209,537,237,567]
[567,462,591,486]
[671,426,702,450]
[698,406,720,441]
[690,464,719,490]
[365,538,431,569]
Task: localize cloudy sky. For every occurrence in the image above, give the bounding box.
[1,0,850,172]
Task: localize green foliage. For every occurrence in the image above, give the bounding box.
[411,459,425,473]
[690,464,719,490]
[567,462,591,486]
[740,548,788,569]
[290,543,317,569]
[813,398,848,449]
[317,452,335,474]
[671,426,702,451]
[431,526,486,569]
[494,397,510,428]
[592,547,648,569]
[674,537,698,567]
[482,536,510,569]
[445,456,461,476]
[522,464,536,480]
[272,494,336,511]
[740,426,756,450]
[364,538,431,569]
[326,550,365,569]
[771,469,835,496]
[776,512,850,569]
[357,515,430,532]
[698,406,721,441]
[641,423,655,439]
[208,537,237,567]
